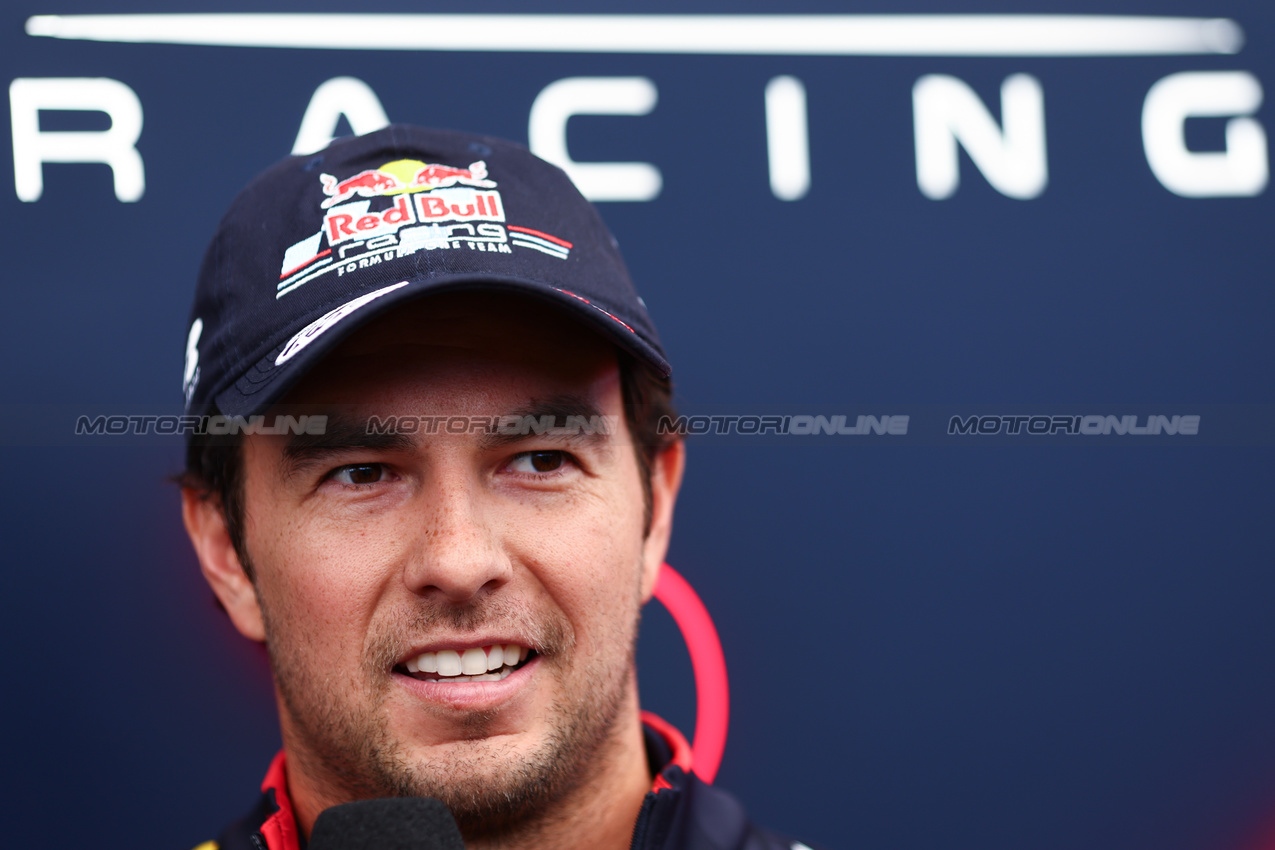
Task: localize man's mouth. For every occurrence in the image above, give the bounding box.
[398,644,534,683]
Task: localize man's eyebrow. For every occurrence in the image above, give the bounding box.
[279,413,416,476]
[478,395,613,450]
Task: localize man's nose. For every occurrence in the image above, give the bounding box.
[403,476,513,602]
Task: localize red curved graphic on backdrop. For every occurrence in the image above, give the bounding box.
[652,562,730,784]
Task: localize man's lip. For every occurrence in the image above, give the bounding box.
[393,654,542,708]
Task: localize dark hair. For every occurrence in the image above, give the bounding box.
[180,354,678,580]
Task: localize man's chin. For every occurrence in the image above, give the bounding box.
[377,732,588,839]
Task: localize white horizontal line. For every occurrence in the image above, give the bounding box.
[278,256,333,291]
[25,14,1243,56]
[510,232,570,252]
[511,237,569,258]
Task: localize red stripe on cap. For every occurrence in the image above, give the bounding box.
[555,288,637,335]
[279,249,332,280]
[507,225,573,249]
[259,751,301,850]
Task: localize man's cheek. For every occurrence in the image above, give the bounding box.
[255,569,357,658]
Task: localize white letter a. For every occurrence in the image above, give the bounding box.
[292,77,390,156]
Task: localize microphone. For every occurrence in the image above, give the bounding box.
[309,797,466,850]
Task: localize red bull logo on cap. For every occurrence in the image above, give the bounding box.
[275,158,571,300]
[319,159,496,208]
[321,190,504,245]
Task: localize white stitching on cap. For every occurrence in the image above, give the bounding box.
[274,281,410,366]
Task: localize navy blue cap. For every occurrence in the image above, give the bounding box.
[183,125,669,417]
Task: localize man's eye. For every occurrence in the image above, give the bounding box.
[330,464,386,485]
[509,451,567,474]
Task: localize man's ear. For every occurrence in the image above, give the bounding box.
[182,488,266,642]
[640,438,686,603]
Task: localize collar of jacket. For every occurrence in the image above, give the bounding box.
[227,711,705,850]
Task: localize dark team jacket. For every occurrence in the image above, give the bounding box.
[203,713,819,850]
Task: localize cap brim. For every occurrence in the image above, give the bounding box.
[213,273,671,418]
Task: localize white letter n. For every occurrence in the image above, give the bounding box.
[913,74,1047,200]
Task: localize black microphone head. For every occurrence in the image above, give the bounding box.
[308,797,465,850]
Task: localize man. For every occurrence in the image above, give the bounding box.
[180,125,813,850]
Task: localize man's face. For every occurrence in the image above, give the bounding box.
[190,293,679,835]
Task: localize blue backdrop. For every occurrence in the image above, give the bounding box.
[2,4,1272,850]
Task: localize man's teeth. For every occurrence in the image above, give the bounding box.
[405,644,529,681]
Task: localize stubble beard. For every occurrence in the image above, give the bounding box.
[262,590,641,843]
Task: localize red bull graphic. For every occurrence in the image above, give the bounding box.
[324,194,416,244]
[322,189,504,246]
[410,160,496,190]
[319,169,404,208]
[320,158,496,207]
[276,158,569,299]
[414,190,502,222]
